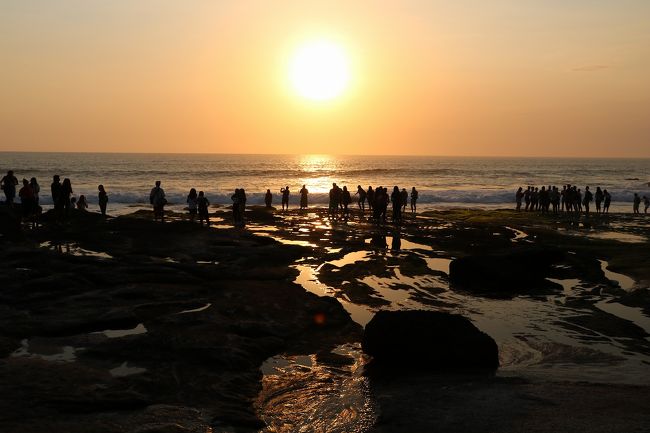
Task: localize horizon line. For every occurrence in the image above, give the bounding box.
[1,150,650,159]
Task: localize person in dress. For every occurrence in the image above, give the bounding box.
[98,185,108,216]
[187,188,198,223]
[299,185,309,209]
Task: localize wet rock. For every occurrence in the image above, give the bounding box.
[449,248,565,293]
[362,310,499,371]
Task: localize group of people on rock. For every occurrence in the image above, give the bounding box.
[516,184,649,215]
[1,170,110,222]
[186,188,211,226]
[516,185,611,215]
[326,183,419,223]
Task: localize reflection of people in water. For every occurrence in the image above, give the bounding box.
[265,189,273,208]
[370,231,387,249]
[391,231,401,251]
[299,184,308,209]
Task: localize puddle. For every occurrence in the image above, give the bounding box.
[196,260,219,265]
[12,339,78,363]
[110,362,148,377]
[178,303,212,314]
[365,236,433,251]
[424,257,451,274]
[595,300,650,337]
[255,233,317,248]
[99,323,147,338]
[40,241,113,259]
[600,260,636,291]
[256,344,376,433]
[328,251,371,267]
[505,226,529,241]
[585,231,647,244]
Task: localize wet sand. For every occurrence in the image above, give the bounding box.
[1,205,650,432]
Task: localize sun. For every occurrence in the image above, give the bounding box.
[289,40,351,101]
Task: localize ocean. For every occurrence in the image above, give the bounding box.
[2,152,649,214]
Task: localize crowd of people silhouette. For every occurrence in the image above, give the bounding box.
[515,184,627,215]
[3,168,650,229]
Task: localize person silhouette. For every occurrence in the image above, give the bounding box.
[61,178,73,215]
[149,180,166,221]
[595,187,604,214]
[356,185,367,212]
[187,188,198,222]
[98,185,108,216]
[198,191,210,226]
[77,194,88,211]
[18,178,35,218]
[366,186,375,212]
[410,187,419,213]
[1,170,18,206]
[29,178,40,206]
[342,186,351,218]
[603,189,611,213]
[265,189,273,208]
[299,184,309,209]
[633,193,641,214]
[400,188,408,213]
[644,196,650,214]
[280,186,290,211]
[391,186,402,223]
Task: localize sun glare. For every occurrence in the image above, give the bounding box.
[289,40,350,101]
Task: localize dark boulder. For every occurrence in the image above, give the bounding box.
[449,248,564,293]
[362,310,498,370]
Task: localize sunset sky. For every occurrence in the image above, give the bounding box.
[2,1,649,156]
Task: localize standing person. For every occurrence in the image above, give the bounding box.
[149,180,166,221]
[603,189,611,214]
[231,189,241,222]
[633,193,641,214]
[1,170,18,206]
[595,187,604,214]
[280,186,290,211]
[61,178,73,215]
[299,185,309,209]
[30,178,40,205]
[329,183,340,216]
[187,188,198,223]
[18,179,35,219]
[583,186,593,215]
[51,175,62,213]
[264,189,273,208]
[239,188,247,218]
[644,196,650,214]
[98,185,108,216]
[524,187,531,211]
[391,186,402,223]
[400,188,409,213]
[366,186,375,213]
[197,191,210,226]
[515,187,524,211]
[356,185,367,212]
[410,187,419,213]
[342,186,351,218]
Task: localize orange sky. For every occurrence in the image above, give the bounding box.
[1,1,649,156]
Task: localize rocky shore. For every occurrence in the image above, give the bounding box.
[1,204,650,432]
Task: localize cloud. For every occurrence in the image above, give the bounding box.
[572,64,609,72]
